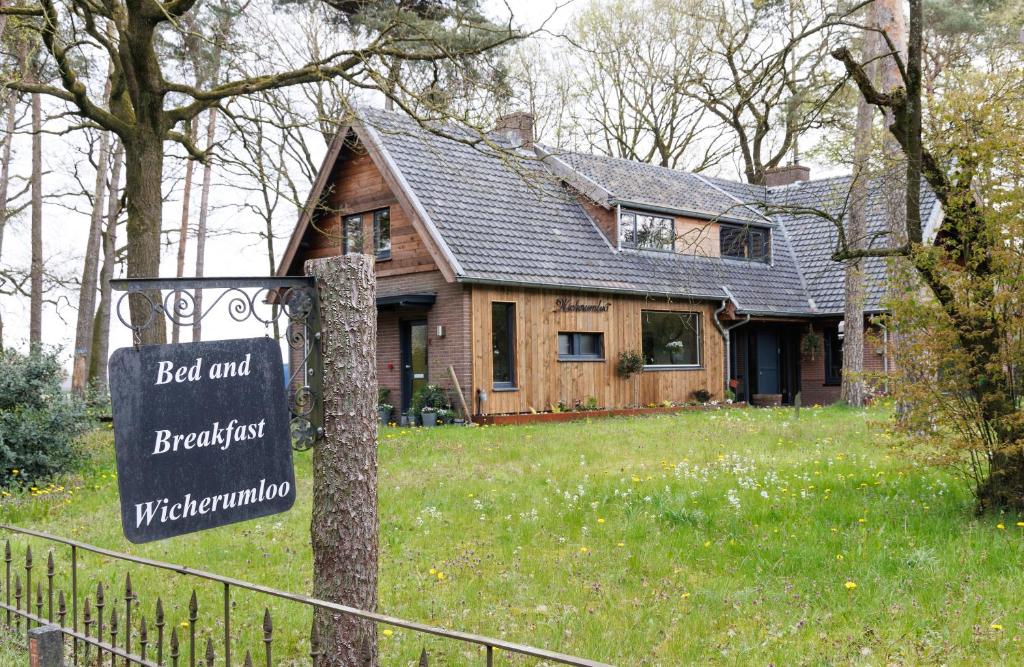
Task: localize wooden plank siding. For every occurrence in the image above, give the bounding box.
[301,148,438,277]
[470,284,725,414]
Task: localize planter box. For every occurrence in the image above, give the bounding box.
[421,412,438,427]
[476,402,747,426]
[751,393,783,407]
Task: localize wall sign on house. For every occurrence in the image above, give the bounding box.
[109,337,296,543]
[554,297,611,313]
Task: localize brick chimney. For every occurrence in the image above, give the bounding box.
[764,163,810,187]
[494,111,534,149]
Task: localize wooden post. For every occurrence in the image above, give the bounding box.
[28,625,63,667]
[447,365,472,424]
[306,255,378,667]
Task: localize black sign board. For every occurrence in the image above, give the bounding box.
[109,337,296,543]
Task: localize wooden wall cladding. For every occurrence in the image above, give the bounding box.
[299,148,437,277]
[470,284,725,414]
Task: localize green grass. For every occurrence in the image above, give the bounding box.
[0,405,1021,665]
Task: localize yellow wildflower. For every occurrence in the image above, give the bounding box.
[997,523,1006,530]
[597,518,605,524]
[382,629,394,637]
[844,581,857,590]
[992,623,1003,631]
[680,592,691,599]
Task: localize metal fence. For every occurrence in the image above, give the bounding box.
[0,525,610,666]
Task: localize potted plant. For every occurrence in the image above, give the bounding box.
[436,407,453,424]
[378,388,394,425]
[616,350,645,406]
[420,406,438,427]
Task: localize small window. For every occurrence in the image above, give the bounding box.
[620,211,674,251]
[720,223,770,262]
[343,215,363,254]
[373,208,391,260]
[641,310,701,367]
[824,326,842,385]
[492,302,516,389]
[557,332,604,361]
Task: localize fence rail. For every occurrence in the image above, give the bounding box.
[0,524,611,667]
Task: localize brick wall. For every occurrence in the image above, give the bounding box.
[376,271,472,414]
[800,318,895,405]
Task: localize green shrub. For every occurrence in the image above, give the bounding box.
[0,347,90,486]
[615,350,645,379]
[410,384,449,416]
[692,388,712,403]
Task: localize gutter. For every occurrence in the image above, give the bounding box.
[712,289,751,397]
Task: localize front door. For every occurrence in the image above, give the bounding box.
[756,331,780,395]
[400,320,428,412]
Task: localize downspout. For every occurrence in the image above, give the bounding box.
[712,300,751,398]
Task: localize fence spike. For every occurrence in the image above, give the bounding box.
[83,597,92,626]
[57,590,66,625]
[4,540,9,563]
[156,597,165,665]
[25,545,32,570]
[244,649,253,667]
[46,550,54,577]
[110,606,119,636]
[205,636,214,667]
[170,626,180,666]
[125,572,133,600]
[46,551,54,620]
[188,589,198,620]
[263,607,273,667]
[13,574,21,631]
[97,580,105,607]
[140,615,149,661]
[419,647,429,667]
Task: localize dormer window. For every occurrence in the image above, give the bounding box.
[720,223,770,263]
[620,210,674,251]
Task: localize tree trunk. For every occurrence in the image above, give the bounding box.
[89,140,124,388]
[123,128,167,345]
[71,128,112,391]
[172,119,196,344]
[192,107,217,343]
[840,94,871,407]
[306,254,378,667]
[0,81,15,266]
[29,91,42,346]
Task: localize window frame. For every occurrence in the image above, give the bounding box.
[373,208,391,261]
[824,326,843,386]
[342,214,363,255]
[719,222,771,263]
[619,210,675,252]
[640,310,702,369]
[491,301,517,390]
[557,331,605,362]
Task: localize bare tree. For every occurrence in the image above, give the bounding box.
[88,139,124,387]
[172,119,196,345]
[1,0,522,345]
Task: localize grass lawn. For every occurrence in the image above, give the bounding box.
[0,405,1020,665]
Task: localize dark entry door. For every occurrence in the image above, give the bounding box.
[756,331,780,394]
[400,320,428,412]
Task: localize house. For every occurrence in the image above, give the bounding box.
[276,109,942,416]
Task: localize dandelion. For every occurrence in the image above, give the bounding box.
[1017,522,1024,528]
[436,572,445,581]
[844,581,857,590]
[857,518,866,524]
[428,568,436,575]
[703,541,711,548]
[597,518,606,524]
[579,546,589,553]
[997,523,1006,530]
[681,592,691,599]
[382,629,394,637]
[616,542,625,548]
[836,554,844,561]
[992,624,1003,631]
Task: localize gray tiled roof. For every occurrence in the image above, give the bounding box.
[360,108,939,317]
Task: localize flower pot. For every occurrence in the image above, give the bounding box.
[378,407,393,425]
[421,412,438,427]
[399,414,411,427]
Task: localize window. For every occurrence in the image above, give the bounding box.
[343,215,363,254]
[620,210,674,251]
[557,332,604,361]
[720,223,770,262]
[824,326,843,385]
[492,302,516,389]
[641,310,701,367]
[373,208,391,260]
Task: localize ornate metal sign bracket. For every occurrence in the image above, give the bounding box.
[110,276,324,451]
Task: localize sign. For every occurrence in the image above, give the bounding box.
[109,337,296,543]
[554,297,610,313]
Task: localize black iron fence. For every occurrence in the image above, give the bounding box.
[0,525,610,666]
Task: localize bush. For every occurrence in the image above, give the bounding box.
[410,384,449,416]
[692,388,712,403]
[615,350,645,379]
[0,347,90,486]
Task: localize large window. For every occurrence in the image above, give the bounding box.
[373,208,391,260]
[824,326,843,385]
[558,332,604,361]
[641,310,701,367]
[720,223,770,262]
[620,211,675,251]
[492,302,516,389]
[343,215,363,254]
